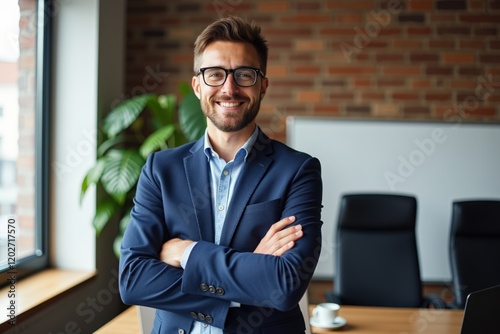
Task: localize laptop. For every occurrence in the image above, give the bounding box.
[460,284,500,333]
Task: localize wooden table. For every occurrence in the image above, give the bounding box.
[95,304,464,333]
[309,305,464,333]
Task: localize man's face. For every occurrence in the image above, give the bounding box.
[192,41,268,133]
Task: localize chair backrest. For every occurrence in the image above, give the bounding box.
[333,193,423,307]
[449,200,500,308]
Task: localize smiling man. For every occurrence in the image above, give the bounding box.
[119,16,323,334]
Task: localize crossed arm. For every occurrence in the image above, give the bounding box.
[160,215,303,268]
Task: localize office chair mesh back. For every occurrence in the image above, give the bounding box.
[333,194,423,307]
[449,200,500,308]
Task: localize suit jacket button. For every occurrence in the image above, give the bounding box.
[197,312,205,321]
[209,285,216,293]
[216,287,225,295]
[200,283,208,291]
[190,311,197,319]
[205,315,213,323]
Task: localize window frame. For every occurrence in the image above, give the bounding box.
[0,0,51,281]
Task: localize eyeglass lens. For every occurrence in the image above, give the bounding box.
[203,68,257,87]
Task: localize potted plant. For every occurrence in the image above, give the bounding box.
[80,84,205,257]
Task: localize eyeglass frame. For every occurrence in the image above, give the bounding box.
[196,66,265,87]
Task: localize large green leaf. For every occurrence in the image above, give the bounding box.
[139,124,176,158]
[103,94,153,138]
[93,199,118,236]
[100,150,145,203]
[80,158,107,203]
[178,90,206,142]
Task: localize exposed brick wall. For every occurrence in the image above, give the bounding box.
[126,0,500,142]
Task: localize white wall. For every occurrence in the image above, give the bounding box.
[50,0,125,270]
[288,117,500,282]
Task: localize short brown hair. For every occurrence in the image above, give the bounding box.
[193,16,268,75]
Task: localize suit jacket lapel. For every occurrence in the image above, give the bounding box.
[184,138,215,242]
[219,130,274,246]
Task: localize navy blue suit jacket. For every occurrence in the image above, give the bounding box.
[119,129,323,334]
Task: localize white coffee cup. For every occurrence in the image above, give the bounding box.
[312,303,340,324]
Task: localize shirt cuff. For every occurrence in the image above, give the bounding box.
[180,241,197,269]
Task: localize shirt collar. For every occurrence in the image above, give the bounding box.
[203,126,259,162]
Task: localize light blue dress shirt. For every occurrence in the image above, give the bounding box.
[181,127,259,334]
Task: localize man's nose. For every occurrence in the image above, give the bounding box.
[221,73,239,95]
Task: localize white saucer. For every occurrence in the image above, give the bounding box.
[310,316,347,329]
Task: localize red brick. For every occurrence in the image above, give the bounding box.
[491,41,500,49]
[259,2,289,11]
[410,53,440,62]
[361,92,385,100]
[330,92,355,100]
[437,26,471,35]
[460,40,485,49]
[376,54,405,62]
[412,79,433,88]
[281,14,332,24]
[353,79,372,87]
[293,66,321,75]
[383,66,421,75]
[443,53,475,64]
[264,28,313,36]
[428,14,457,22]
[393,92,420,100]
[479,54,500,63]
[377,78,406,87]
[329,66,377,75]
[426,66,454,75]
[425,92,453,101]
[313,105,341,115]
[474,27,498,36]
[297,91,322,102]
[345,105,371,114]
[326,1,374,10]
[428,40,456,49]
[408,27,433,35]
[409,0,433,11]
[460,14,500,23]
[393,40,423,49]
[336,14,363,24]
[403,106,430,114]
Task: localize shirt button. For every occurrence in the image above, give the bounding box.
[223,170,229,176]
[218,204,224,211]
[178,329,185,334]
[203,323,208,327]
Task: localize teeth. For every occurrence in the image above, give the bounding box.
[220,102,240,107]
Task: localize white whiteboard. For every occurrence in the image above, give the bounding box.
[287,117,500,282]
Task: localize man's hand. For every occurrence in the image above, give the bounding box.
[160,238,193,268]
[253,216,303,256]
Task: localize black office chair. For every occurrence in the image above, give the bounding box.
[325,193,444,308]
[448,200,500,309]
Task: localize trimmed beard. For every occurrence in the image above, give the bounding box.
[200,92,261,132]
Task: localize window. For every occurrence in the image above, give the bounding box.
[0,0,50,280]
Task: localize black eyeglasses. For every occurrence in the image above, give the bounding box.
[197,66,264,87]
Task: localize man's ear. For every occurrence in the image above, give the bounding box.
[192,76,201,99]
[260,77,269,100]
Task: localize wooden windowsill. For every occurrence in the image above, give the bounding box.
[0,268,96,331]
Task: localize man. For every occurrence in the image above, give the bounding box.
[119,16,323,334]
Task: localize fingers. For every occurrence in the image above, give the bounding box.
[254,216,304,256]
